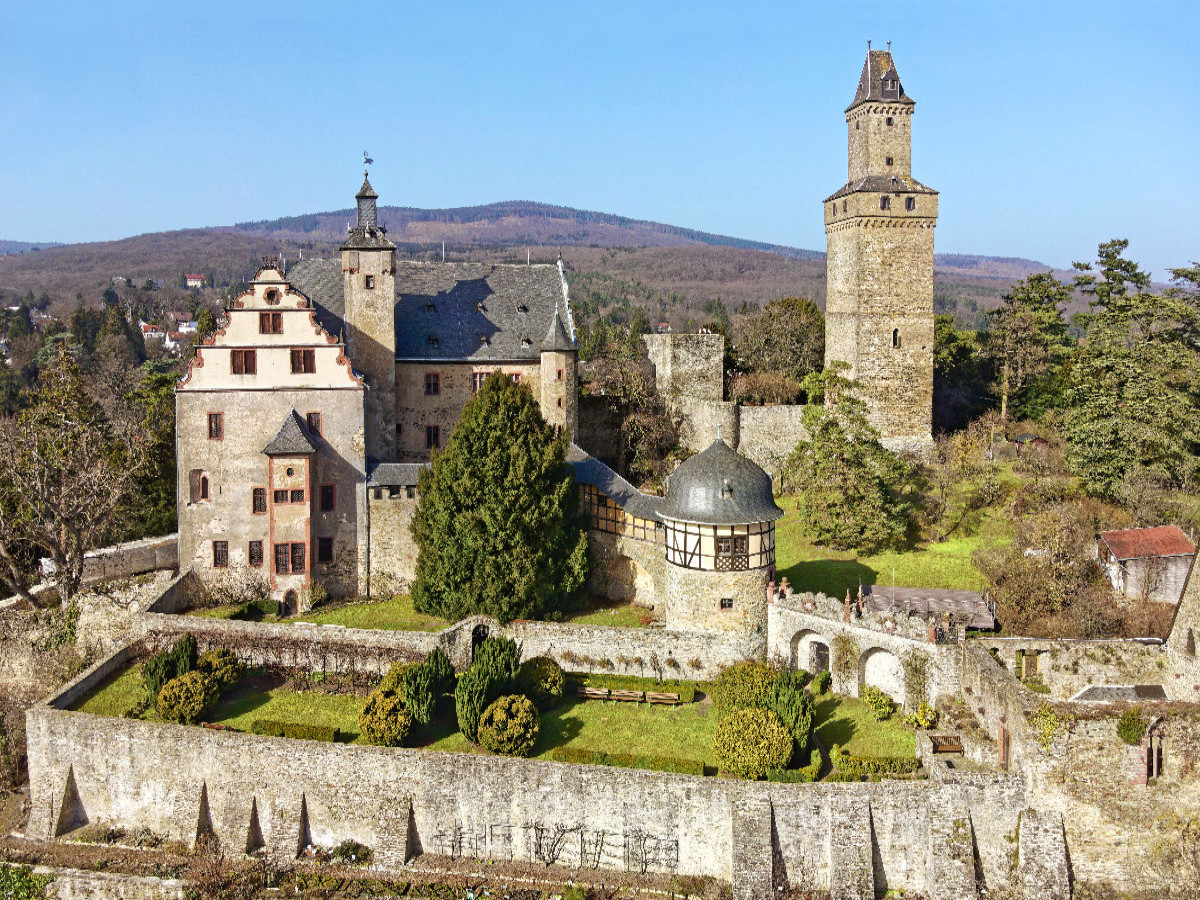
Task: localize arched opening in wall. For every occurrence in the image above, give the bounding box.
[892,329,901,349]
[789,629,830,674]
[188,469,207,504]
[605,554,654,605]
[282,590,298,617]
[1186,629,1196,657]
[858,646,905,706]
[471,624,490,656]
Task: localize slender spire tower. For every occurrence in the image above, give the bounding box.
[823,47,937,450]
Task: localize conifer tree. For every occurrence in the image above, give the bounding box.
[411,371,588,623]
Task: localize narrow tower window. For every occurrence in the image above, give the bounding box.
[886,156,894,167]
[886,116,894,126]
[364,275,375,289]
[905,197,916,211]
[880,196,891,210]
[892,329,901,349]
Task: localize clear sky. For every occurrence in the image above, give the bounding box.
[1,1,1195,278]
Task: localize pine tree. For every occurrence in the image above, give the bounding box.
[410,371,588,623]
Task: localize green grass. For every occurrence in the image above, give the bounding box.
[295,595,448,632]
[561,599,656,628]
[72,663,151,718]
[189,605,254,620]
[774,493,1015,598]
[813,694,916,758]
[207,683,366,742]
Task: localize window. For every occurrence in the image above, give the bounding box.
[291,348,316,374]
[720,597,734,610]
[885,156,893,167]
[510,373,521,384]
[406,485,416,499]
[893,329,901,349]
[208,413,223,440]
[273,489,288,504]
[905,197,916,211]
[231,349,257,375]
[275,543,290,574]
[424,373,440,396]
[317,537,333,564]
[306,412,322,436]
[200,475,210,501]
[289,489,305,503]
[557,397,563,409]
[249,540,264,567]
[715,535,749,571]
[264,288,280,305]
[886,116,894,126]
[364,275,375,289]
[880,196,891,210]
[213,540,228,568]
[842,200,847,213]
[471,372,487,393]
[426,425,440,449]
[556,369,564,382]
[259,312,283,334]
[320,485,335,512]
[290,543,306,573]
[252,488,266,513]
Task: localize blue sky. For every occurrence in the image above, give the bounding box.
[1,1,1195,278]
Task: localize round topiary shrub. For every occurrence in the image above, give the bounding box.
[378,662,414,697]
[478,694,540,757]
[860,685,895,721]
[711,660,778,718]
[812,670,831,695]
[1117,708,1147,745]
[196,649,244,692]
[714,707,793,779]
[359,689,414,747]
[156,671,218,724]
[516,656,565,710]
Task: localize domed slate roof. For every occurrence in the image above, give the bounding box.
[658,438,783,526]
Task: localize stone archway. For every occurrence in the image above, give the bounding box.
[789,629,831,675]
[282,590,298,617]
[605,554,654,605]
[858,646,905,705]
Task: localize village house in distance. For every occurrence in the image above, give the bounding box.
[175,48,940,612]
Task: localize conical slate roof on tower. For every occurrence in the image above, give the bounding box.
[847,48,913,111]
[657,438,783,526]
[541,305,575,352]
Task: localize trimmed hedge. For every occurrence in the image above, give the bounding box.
[767,671,815,754]
[472,636,521,689]
[251,719,339,742]
[824,771,861,783]
[425,647,456,700]
[714,708,794,779]
[549,746,705,776]
[711,661,777,718]
[833,753,920,777]
[358,689,413,747]
[517,656,566,710]
[766,748,821,784]
[155,670,217,724]
[402,663,436,725]
[196,649,244,692]
[575,674,698,704]
[378,662,414,698]
[812,671,831,694]
[478,694,540,757]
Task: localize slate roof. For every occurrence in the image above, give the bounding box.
[1099,526,1196,561]
[542,306,574,352]
[262,409,319,456]
[824,174,937,203]
[657,438,783,526]
[847,49,913,112]
[367,462,429,487]
[860,585,996,630]
[286,258,572,363]
[568,444,663,521]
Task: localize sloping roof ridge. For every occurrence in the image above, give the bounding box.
[262,408,319,456]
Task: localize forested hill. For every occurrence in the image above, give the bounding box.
[0,201,1072,325]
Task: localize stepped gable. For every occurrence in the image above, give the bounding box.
[286,257,565,363]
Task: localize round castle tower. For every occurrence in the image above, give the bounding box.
[658,438,783,654]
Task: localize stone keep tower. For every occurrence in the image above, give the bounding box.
[824,49,938,450]
[657,438,783,658]
[342,173,397,462]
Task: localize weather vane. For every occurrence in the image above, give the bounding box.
[363,150,374,169]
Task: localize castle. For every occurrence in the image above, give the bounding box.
[175,48,937,610]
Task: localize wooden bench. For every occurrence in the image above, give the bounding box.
[930,735,964,756]
[646,692,682,706]
[609,689,646,703]
[576,687,610,701]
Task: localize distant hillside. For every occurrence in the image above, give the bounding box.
[0,201,1070,324]
[0,240,63,255]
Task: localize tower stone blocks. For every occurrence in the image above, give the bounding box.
[825,50,937,450]
[342,173,397,463]
[539,306,579,438]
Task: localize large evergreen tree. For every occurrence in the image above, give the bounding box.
[411,371,588,623]
[1065,240,1200,499]
[782,364,917,552]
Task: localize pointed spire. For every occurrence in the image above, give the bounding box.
[848,46,912,112]
[541,304,574,352]
[263,408,319,456]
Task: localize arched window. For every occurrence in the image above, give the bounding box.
[200,475,209,500]
[892,329,901,349]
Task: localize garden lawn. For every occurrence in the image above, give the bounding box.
[774,494,1016,598]
[295,595,447,632]
[561,600,656,628]
[207,681,366,742]
[72,663,150,718]
[813,694,916,758]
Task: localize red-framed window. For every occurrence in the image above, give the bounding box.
[424,372,440,395]
[259,312,283,334]
[289,489,305,503]
[273,489,288,504]
[252,487,267,513]
[290,348,316,374]
[248,540,264,567]
[208,412,223,440]
[274,542,306,574]
[471,372,487,393]
[290,543,306,573]
[509,373,521,384]
[274,543,289,574]
[212,540,229,568]
[231,349,256,375]
[319,484,335,512]
[305,412,322,436]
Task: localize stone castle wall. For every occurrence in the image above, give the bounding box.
[583,529,665,608]
[38,535,177,588]
[366,490,420,593]
[979,637,1174,700]
[642,333,724,402]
